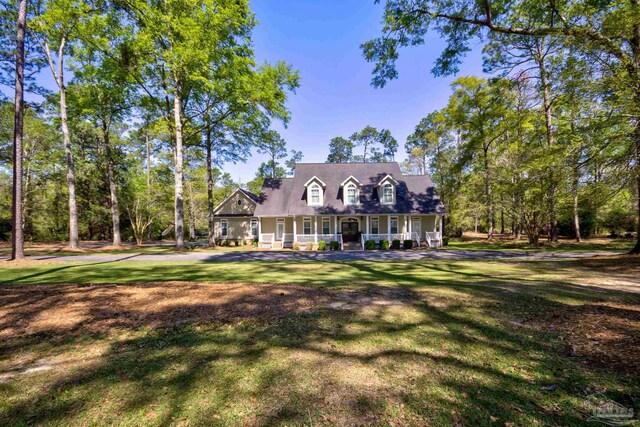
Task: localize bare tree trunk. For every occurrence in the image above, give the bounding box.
[146,130,151,189]
[630,118,640,253]
[59,73,79,248]
[484,150,494,239]
[536,39,558,243]
[173,85,185,250]
[11,0,27,260]
[206,128,216,246]
[187,180,196,241]
[573,169,581,242]
[103,121,121,246]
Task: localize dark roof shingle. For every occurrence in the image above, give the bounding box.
[254,162,446,216]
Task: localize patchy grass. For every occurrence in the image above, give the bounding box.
[0,241,258,257]
[448,235,634,252]
[0,257,639,426]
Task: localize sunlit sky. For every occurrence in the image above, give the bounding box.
[16,0,486,184]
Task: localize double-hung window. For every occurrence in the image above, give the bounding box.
[322,217,330,235]
[390,217,398,234]
[303,218,312,235]
[346,184,358,205]
[221,219,228,237]
[382,183,394,204]
[310,184,321,205]
[250,219,258,236]
[371,218,379,235]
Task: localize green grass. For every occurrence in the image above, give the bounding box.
[1,257,639,426]
[448,237,634,252]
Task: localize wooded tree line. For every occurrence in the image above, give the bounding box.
[364,0,640,251]
[326,125,398,163]
[1,0,300,257]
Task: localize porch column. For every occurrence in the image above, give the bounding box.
[366,216,369,238]
[440,215,444,236]
[258,218,262,240]
[293,216,297,242]
[314,215,318,243]
[334,216,338,240]
[387,215,391,241]
[408,215,412,235]
[433,215,437,232]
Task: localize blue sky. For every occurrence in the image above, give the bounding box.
[239,0,485,184]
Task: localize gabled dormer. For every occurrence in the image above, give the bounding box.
[304,176,326,206]
[377,174,398,205]
[340,175,361,206]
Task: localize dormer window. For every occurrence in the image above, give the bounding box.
[378,174,398,205]
[304,176,326,206]
[382,183,394,204]
[346,183,358,205]
[310,184,321,205]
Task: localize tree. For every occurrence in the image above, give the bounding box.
[70,49,133,246]
[340,126,398,162]
[285,149,303,175]
[406,111,451,175]
[10,0,27,260]
[363,0,640,252]
[31,0,96,248]
[350,125,378,162]
[326,136,353,163]
[116,0,276,250]
[447,77,512,239]
[257,130,287,178]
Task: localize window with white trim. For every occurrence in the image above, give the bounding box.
[309,184,322,205]
[322,217,330,235]
[371,218,379,234]
[346,183,358,205]
[250,219,258,236]
[390,217,398,234]
[382,183,394,204]
[221,219,228,237]
[303,218,311,234]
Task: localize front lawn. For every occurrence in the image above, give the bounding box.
[448,236,635,252]
[1,257,638,425]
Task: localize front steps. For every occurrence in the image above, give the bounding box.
[342,241,361,251]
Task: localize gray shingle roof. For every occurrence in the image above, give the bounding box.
[254,162,446,216]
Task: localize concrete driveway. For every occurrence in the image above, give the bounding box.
[7,249,621,263]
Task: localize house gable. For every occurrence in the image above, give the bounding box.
[213,188,258,216]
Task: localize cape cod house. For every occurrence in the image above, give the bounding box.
[212,162,446,249]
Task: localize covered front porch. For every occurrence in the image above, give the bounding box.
[258,214,444,249]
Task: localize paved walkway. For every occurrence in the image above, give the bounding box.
[6,250,621,263]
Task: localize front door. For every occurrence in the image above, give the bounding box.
[341,221,359,242]
[412,218,421,239]
[276,221,285,240]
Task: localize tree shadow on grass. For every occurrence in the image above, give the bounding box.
[0,264,638,425]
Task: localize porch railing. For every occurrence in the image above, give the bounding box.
[260,233,275,245]
[362,233,413,242]
[425,231,442,247]
[295,234,339,243]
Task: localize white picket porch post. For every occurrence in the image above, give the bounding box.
[314,216,318,243]
[387,216,391,241]
[293,216,297,242]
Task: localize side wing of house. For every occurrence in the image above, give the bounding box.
[212,189,259,242]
